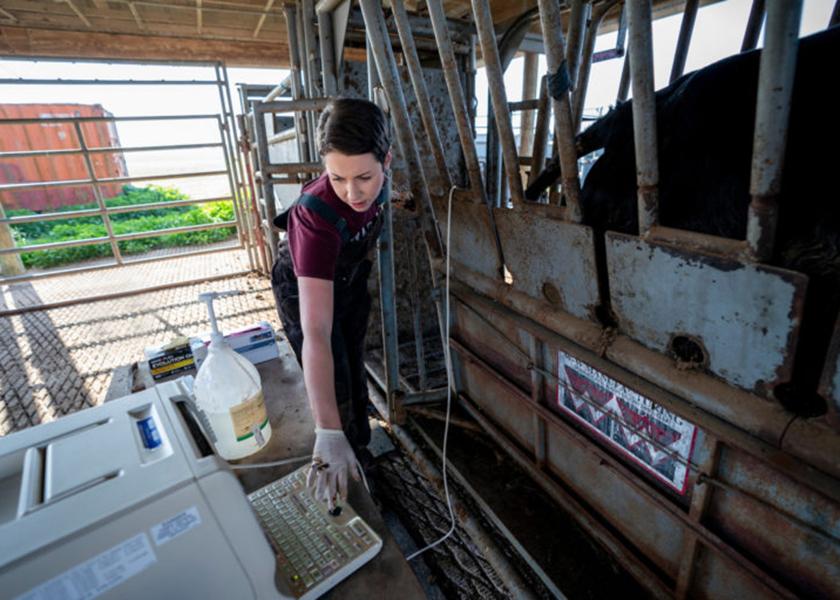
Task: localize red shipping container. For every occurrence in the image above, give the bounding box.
[0,103,128,211]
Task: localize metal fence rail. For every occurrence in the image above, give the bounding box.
[0,113,242,284]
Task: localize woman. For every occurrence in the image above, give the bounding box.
[271,97,391,509]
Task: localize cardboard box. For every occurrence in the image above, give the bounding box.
[191,321,279,369]
[144,337,196,381]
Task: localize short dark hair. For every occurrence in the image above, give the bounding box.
[317,98,390,164]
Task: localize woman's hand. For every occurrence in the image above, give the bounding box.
[307,428,362,509]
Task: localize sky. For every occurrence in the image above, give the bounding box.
[0,0,835,199]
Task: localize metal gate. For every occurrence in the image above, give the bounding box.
[0,58,257,309]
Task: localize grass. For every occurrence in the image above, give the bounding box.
[8,185,237,269]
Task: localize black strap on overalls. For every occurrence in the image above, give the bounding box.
[272,184,390,239]
[270,182,389,452]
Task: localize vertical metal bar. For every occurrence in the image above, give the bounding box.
[215,64,255,270]
[73,121,123,264]
[377,197,401,420]
[214,63,246,256]
[301,0,322,96]
[741,0,766,52]
[390,0,453,193]
[407,221,428,391]
[485,104,501,206]
[285,5,311,164]
[426,0,488,205]
[536,0,583,221]
[675,439,721,598]
[519,52,539,157]
[527,76,550,188]
[216,115,248,258]
[239,116,271,275]
[626,0,659,236]
[529,334,547,468]
[573,1,618,132]
[297,5,318,157]
[471,0,525,207]
[359,0,450,422]
[365,33,380,99]
[617,49,632,102]
[670,0,699,84]
[746,0,802,262]
[564,0,589,85]
[316,7,338,96]
[252,110,279,257]
[466,35,477,138]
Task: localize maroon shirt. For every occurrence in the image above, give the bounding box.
[288,172,381,280]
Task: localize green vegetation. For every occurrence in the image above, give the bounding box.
[8,185,237,269]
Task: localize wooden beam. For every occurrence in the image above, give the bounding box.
[0,8,19,23]
[252,0,275,38]
[92,0,109,7]
[128,2,145,30]
[197,0,202,34]
[0,26,289,66]
[57,0,92,28]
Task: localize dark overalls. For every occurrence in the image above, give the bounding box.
[270,186,387,452]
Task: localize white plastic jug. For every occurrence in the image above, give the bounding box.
[193,292,272,460]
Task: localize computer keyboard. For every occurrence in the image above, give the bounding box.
[248,464,383,599]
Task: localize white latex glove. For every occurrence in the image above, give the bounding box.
[306,428,361,510]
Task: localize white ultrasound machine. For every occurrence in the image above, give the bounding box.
[0,380,382,600]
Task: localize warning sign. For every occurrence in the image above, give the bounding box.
[556,351,697,494]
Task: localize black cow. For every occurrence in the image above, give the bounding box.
[532,26,840,416]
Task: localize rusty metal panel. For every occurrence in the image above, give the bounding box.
[689,544,774,600]
[819,317,840,430]
[605,232,807,396]
[706,447,840,598]
[494,208,600,322]
[452,301,531,391]
[435,199,502,280]
[543,416,686,579]
[455,354,535,454]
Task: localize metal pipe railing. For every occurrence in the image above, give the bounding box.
[0,220,236,256]
[217,63,255,272]
[527,76,550,189]
[519,52,539,158]
[301,0,322,98]
[670,0,699,84]
[617,49,632,102]
[626,0,659,237]
[72,121,123,264]
[746,0,803,262]
[536,0,583,220]
[573,0,620,132]
[255,98,332,114]
[316,6,339,96]
[390,0,453,194]
[0,170,229,193]
[284,5,312,165]
[0,142,223,160]
[471,0,525,206]
[564,0,589,86]
[357,0,442,259]
[741,0,766,52]
[426,0,487,204]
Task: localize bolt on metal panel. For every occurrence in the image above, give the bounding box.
[605,232,807,396]
[493,208,600,322]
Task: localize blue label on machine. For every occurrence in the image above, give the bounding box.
[137,416,162,449]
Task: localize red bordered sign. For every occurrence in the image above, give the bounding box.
[556,351,698,495]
